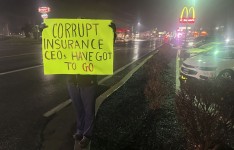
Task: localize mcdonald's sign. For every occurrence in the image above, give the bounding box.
[179,6,195,24]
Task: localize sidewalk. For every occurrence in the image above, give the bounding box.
[40,50,158,150]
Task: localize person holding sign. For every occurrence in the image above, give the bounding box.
[41,18,116,149]
[66,22,116,149]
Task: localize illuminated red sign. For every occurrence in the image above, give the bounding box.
[38,7,51,13]
[179,18,195,24]
[116,28,130,33]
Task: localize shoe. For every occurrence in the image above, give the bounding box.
[73,134,83,141]
[79,136,90,148]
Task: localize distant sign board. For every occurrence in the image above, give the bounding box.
[41,13,48,19]
[38,7,51,13]
[42,19,114,75]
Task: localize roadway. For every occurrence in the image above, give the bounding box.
[0,39,160,150]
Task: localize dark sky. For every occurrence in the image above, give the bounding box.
[0,0,234,32]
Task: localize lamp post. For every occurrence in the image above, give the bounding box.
[131,25,134,40]
[137,22,141,39]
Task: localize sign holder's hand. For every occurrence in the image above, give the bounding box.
[39,23,48,32]
[109,22,116,42]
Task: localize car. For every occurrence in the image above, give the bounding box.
[181,36,219,49]
[180,45,234,80]
[181,36,206,49]
[179,41,224,60]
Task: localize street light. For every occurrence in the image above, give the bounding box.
[136,22,141,39]
[131,22,141,40]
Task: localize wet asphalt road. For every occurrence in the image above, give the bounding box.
[0,39,160,150]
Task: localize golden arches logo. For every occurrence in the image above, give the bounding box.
[180,6,196,23]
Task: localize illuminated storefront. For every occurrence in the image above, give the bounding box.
[116,28,130,41]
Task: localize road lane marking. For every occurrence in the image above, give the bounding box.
[114,48,134,51]
[0,65,42,76]
[43,99,72,117]
[98,52,150,84]
[175,51,181,93]
[95,50,158,114]
[0,52,40,59]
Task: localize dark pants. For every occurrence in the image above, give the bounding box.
[67,82,97,138]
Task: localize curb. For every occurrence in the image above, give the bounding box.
[95,50,158,114]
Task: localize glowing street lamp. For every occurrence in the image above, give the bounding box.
[136,22,141,39]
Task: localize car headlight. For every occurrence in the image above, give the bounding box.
[198,67,217,71]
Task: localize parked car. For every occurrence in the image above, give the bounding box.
[181,36,206,49]
[179,41,224,60]
[180,45,234,80]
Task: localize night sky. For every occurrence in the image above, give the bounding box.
[0,0,234,33]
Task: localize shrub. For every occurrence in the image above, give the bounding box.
[157,44,177,63]
[175,79,234,150]
[144,78,167,110]
[144,45,175,110]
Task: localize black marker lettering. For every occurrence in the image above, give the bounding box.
[65,23,71,38]
[81,40,89,49]
[54,39,61,49]
[72,23,77,37]
[45,51,50,60]
[61,40,67,49]
[91,39,96,49]
[58,23,63,39]
[86,23,92,37]
[52,23,57,38]
[57,51,63,59]
[68,40,74,49]
[98,39,103,49]
[93,23,99,35]
[78,23,85,37]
